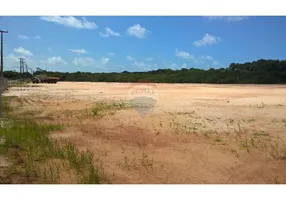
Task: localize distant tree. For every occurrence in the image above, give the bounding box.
[4,59,286,84]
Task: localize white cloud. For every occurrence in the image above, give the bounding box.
[40,16,97,29]
[126,55,135,61]
[100,57,110,65]
[175,49,196,62]
[69,49,87,54]
[127,24,149,39]
[47,56,67,65]
[198,56,215,65]
[203,56,213,60]
[193,33,221,47]
[132,61,146,68]
[5,54,21,70]
[132,61,158,71]
[14,47,33,56]
[18,35,29,39]
[171,63,178,68]
[199,55,214,63]
[206,16,248,22]
[100,27,120,37]
[144,63,158,71]
[5,54,38,71]
[181,63,187,69]
[108,53,115,56]
[18,35,41,39]
[145,57,153,62]
[72,57,95,66]
[212,61,220,65]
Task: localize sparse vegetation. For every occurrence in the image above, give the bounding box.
[0,96,107,184]
[89,101,131,117]
[2,79,286,184]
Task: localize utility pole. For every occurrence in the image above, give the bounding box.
[0,30,8,77]
[18,58,25,74]
[29,67,33,75]
[25,63,28,74]
[0,29,8,118]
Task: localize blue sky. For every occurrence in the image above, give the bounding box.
[1,16,285,73]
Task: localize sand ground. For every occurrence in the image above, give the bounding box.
[4,82,286,183]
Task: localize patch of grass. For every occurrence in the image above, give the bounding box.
[90,101,131,117]
[253,130,269,137]
[231,149,239,157]
[61,143,105,184]
[176,111,196,117]
[229,119,235,124]
[41,161,60,184]
[1,96,13,115]
[140,152,154,171]
[269,138,286,160]
[247,117,255,123]
[234,127,286,160]
[203,132,210,139]
[0,119,105,183]
[204,117,214,122]
[257,101,266,109]
[170,120,206,135]
[0,96,106,184]
[214,135,222,143]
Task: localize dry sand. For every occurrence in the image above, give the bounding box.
[4,82,286,183]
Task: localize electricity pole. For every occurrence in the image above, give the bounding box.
[18,58,25,74]
[0,30,8,77]
[25,63,28,74]
[29,67,33,75]
[0,29,8,118]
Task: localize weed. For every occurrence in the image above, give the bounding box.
[257,101,266,109]
[90,101,131,117]
[253,130,269,137]
[229,119,235,124]
[140,152,154,171]
[231,149,239,157]
[247,117,255,123]
[155,130,161,136]
[273,176,280,184]
[203,132,210,139]
[214,136,222,143]
[124,156,130,170]
[41,161,60,184]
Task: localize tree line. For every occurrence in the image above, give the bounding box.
[4,59,286,84]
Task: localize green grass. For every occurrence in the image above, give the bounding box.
[89,101,131,117]
[0,96,106,184]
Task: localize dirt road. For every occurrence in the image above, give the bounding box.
[4,82,286,183]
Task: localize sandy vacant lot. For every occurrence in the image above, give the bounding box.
[4,82,286,183]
